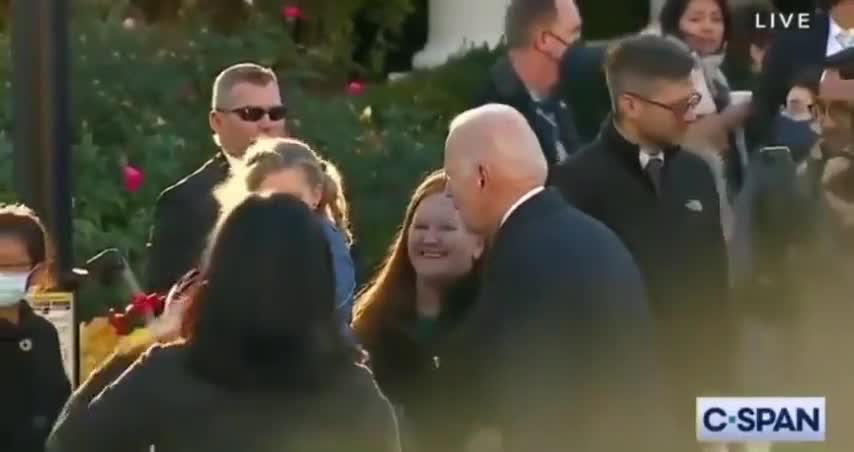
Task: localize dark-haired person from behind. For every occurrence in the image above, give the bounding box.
[47,194,400,452]
[0,204,71,452]
[553,34,735,451]
[352,170,483,452]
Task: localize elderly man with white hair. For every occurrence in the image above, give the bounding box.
[438,103,667,451]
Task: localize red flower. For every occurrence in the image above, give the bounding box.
[282,5,303,20]
[130,293,165,317]
[123,165,144,193]
[346,81,365,96]
[108,310,130,335]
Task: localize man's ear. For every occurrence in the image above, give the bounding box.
[477,164,487,189]
[209,110,221,132]
[616,94,635,119]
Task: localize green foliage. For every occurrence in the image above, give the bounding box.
[0,13,495,321]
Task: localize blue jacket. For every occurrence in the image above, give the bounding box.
[320,219,356,332]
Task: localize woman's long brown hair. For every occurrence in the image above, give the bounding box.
[351,169,448,347]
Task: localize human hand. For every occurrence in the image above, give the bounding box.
[147,270,199,341]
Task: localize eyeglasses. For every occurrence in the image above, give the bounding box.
[217,105,288,122]
[624,91,702,117]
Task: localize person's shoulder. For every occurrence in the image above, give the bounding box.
[671,150,715,175]
[156,155,227,204]
[327,362,394,411]
[552,138,609,184]
[135,341,186,366]
[26,305,62,339]
[567,138,608,166]
[475,54,525,108]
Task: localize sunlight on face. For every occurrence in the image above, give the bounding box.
[407,193,482,284]
[678,0,725,56]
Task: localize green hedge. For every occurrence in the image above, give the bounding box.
[0,14,498,320]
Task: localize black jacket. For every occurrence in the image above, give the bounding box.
[0,301,71,452]
[553,121,736,447]
[364,275,480,452]
[553,119,735,381]
[475,55,581,170]
[475,45,610,173]
[47,343,401,452]
[553,120,730,314]
[437,189,663,451]
[145,153,230,294]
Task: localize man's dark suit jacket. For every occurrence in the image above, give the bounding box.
[439,189,664,451]
[552,121,735,441]
[146,153,230,293]
[474,44,609,172]
[750,10,831,146]
[475,56,580,169]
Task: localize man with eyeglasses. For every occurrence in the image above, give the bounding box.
[475,0,586,172]
[146,63,287,293]
[788,47,854,452]
[553,34,735,452]
[799,47,854,254]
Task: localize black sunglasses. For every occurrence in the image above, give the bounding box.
[625,91,702,117]
[217,105,288,122]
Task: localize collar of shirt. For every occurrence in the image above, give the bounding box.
[828,16,853,56]
[639,149,664,169]
[223,151,246,174]
[499,186,545,229]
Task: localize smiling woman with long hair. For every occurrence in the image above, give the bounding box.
[352,170,483,452]
[47,193,400,452]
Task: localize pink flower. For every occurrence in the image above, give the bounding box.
[346,81,365,96]
[282,5,303,20]
[123,165,144,193]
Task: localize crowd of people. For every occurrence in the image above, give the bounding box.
[2,0,854,451]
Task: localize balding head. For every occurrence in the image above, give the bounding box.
[443,104,548,236]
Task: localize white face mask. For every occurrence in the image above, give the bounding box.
[0,272,29,307]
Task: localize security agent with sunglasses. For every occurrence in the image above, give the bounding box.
[475,0,595,173]
[146,63,287,294]
[553,34,735,451]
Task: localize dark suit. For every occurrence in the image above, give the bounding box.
[475,46,610,173]
[476,56,580,170]
[440,189,663,451]
[553,120,735,449]
[750,10,831,146]
[146,153,230,293]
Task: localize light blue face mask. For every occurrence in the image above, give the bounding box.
[0,272,29,307]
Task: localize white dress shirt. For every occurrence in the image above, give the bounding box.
[827,16,854,57]
[499,186,545,229]
[223,151,246,175]
[639,149,664,169]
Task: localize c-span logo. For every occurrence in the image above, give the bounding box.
[697,397,825,442]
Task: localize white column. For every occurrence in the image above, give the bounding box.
[650,0,666,23]
[412,0,512,69]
